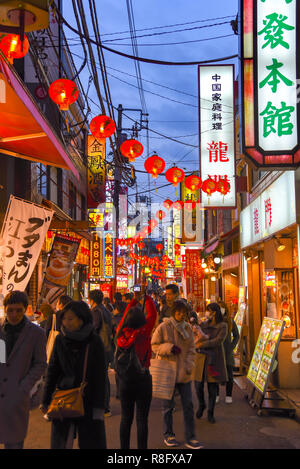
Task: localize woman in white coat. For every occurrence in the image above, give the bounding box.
[151,299,203,450]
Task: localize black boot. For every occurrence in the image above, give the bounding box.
[196,405,206,419]
[207,410,216,424]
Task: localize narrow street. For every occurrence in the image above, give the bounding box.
[11,372,300,450]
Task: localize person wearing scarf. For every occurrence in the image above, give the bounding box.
[151,299,203,450]
[40,301,107,449]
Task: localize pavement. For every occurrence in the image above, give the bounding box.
[1,369,299,450]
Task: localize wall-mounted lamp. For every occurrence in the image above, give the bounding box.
[274,237,286,252]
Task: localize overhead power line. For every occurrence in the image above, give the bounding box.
[54,6,238,67]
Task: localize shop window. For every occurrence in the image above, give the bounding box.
[264,269,296,339]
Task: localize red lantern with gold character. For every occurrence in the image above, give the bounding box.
[185,175,202,192]
[89,115,116,139]
[165,167,185,188]
[163,199,173,210]
[49,79,79,111]
[120,139,144,163]
[144,155,165,179]
[216,179,231,195]
[0,33,29,64]
[202,178,217,196]
[156,210,166,221]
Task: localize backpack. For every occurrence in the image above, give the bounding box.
[114,345,147,383]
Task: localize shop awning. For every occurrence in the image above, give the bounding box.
[204,239,219,255]
[0,52,79,179]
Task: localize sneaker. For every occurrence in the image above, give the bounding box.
[185,439,204,449]
[216,395,220,403]
[104,410,112,417]
[225,396,233,404]
[164,436,180,447]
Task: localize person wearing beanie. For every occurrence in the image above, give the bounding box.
[40,301,107,449]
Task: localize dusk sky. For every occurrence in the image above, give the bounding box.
[65,0,239,206]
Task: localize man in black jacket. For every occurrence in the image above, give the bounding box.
[88,290,113,417]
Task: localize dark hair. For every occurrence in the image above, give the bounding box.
[207,303,223,324]
[88,289,104,305]
[166,284,179,295]
[124,293,133,301]
[121,305,146,330]
[114,292,122,302]
[4,291,28,309]
[40,303,54,319]
[171,299,189,318]
[61,301,93,326]
[114,301,126,315]
[58,295,72,308]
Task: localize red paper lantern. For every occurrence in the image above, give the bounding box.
[120,139,144,163]
[173,200,184,211]
[156,210,166,220]
[185,175,202,191]
[144,155,165,179]
[165,167,185,187]
[163,199,173,210]
[156,244,163,253]
[216,179,231,195]
[49,79,79,111]
[138,242,145,249]
[0,34,29,64]
[201,178,217,196]
[89,115,116,139]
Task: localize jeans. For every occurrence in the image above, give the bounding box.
[216,365,234,397]
[4,441,24,449]
[162,382,195,442]
[119,371,152,449]
[194,381,218,414]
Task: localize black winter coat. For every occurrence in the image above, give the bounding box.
[42,330,107,418]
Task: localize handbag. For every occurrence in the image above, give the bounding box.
[46,314,60,363]
[149,354,176,400]
[47,345,89,420]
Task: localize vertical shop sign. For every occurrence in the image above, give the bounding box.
[87,135,106,208]
[103,232,115,279]
[240,0,300,167]
[198,65,236,207]
[90,235,102,279]
[0,196,53,297]
[185,249,204,312]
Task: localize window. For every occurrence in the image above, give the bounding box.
[69,180,77,219]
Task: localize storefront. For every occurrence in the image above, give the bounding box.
[222,252,240,316]
[240,171,300,388]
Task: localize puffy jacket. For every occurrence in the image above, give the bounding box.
[151,318,196,383]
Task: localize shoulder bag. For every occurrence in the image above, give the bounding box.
[47,345,89,420]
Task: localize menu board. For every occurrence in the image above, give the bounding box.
[247,317,285,395]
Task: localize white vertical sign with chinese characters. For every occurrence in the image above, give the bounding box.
[198,65,236,208]
[240,171,296,249]
[257,0,297,152]
[0,196,53,297]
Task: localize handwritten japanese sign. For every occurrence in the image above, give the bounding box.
[198,65,236,207]
[0,196,53,297]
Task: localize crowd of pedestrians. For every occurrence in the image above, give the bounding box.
[0,283,239,450]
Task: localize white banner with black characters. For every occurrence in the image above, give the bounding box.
[0,196,54,298]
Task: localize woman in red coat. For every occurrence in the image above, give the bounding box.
[115,293,157,449]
